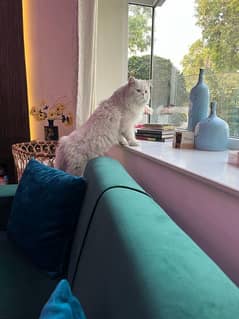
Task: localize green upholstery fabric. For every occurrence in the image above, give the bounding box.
[72,187,239,319]
[0,184,18,230]
[84,156,145,193]
[67,156,148,282]
[0,236,59,319]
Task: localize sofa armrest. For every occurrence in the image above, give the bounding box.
[0,184,18,230]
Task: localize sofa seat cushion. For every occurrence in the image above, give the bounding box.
[0,234,59,319]
[0,184,18,230]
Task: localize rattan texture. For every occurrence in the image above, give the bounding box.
[12,141,58,181]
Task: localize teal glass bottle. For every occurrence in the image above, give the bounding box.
[194,101,229,151]
[188,68,209,131]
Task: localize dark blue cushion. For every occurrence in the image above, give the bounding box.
[7,159,86,277]
[39,279,86,319]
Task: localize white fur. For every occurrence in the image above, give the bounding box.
[55,77,150,175]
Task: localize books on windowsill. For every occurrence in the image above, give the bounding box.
[135,134,173,142]
[135,123,175,142]
[137,123,175,131]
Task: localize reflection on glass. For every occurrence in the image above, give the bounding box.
[128,1,239,136]
[151,0,239,136]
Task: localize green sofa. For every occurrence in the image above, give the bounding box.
[0,156,239,318]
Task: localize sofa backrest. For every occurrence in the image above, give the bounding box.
[67,156,147,284]
[68,156,239,319]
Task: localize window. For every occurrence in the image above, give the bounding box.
[128,4,153,81]
[128,0,239,137]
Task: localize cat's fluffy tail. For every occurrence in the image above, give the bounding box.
[55,136,68,171]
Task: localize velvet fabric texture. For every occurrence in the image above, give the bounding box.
[0,184,17,230]
[7,159,86,277]
[39,280,86,319]
[0,238,59,319]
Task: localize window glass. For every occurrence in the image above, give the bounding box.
[128,1,239,136]
[151,0,239,135]
[128,4,153,123]
[128,4,153,80]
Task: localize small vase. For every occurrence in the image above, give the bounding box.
[194,101,229,151]
[188,68,209,131]
[44,120,59,141]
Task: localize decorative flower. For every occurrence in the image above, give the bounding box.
[30,99,73,126]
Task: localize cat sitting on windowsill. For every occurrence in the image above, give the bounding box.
[55,77,151,176]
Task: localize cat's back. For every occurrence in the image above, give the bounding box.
[55,129,85,171]
[60,99,121,145]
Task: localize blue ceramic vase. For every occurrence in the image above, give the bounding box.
[188,68,209,131]
[194,101,229,151]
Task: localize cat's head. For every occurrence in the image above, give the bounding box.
[127,77,151,106]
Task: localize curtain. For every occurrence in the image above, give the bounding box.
[76,0,98,128]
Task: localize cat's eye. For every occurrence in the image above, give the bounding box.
[136,89,141,93]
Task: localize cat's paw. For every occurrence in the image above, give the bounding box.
[144,105,153,115]
[128,139,139,147]
[119,136,129,146]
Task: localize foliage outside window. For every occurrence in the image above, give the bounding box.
[128,0,239,137]
[128,5,152,81]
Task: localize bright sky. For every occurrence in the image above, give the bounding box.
[154,0,202,70]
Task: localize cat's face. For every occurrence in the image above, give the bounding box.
[128,77,150,106]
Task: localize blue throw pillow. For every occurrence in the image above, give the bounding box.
[39,279,86,319]
[7,159,86,277]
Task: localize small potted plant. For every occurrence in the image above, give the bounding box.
[30,98,73,140]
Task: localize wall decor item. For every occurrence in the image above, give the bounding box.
[30,98,73,141]
[188,68,209,131]
[194,101,229,151]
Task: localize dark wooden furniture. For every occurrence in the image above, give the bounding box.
[0,0,30,183]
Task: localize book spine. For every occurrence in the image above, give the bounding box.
[142,125,175,130]
[136,132,173,139]
[136,130,163,136]
[136,130,174,136]
[135,135,165,142]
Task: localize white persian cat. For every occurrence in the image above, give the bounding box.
[55,77,150,176]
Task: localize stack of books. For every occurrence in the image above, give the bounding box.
[135,123,175,142]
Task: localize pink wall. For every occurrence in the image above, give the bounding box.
[23,0,78,140]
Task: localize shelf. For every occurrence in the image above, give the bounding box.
[125,141,239,197]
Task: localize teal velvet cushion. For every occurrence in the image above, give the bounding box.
[39,279,86,319]
[7,159,86,277]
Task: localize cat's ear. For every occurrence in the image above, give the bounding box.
[128,76,136,86]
